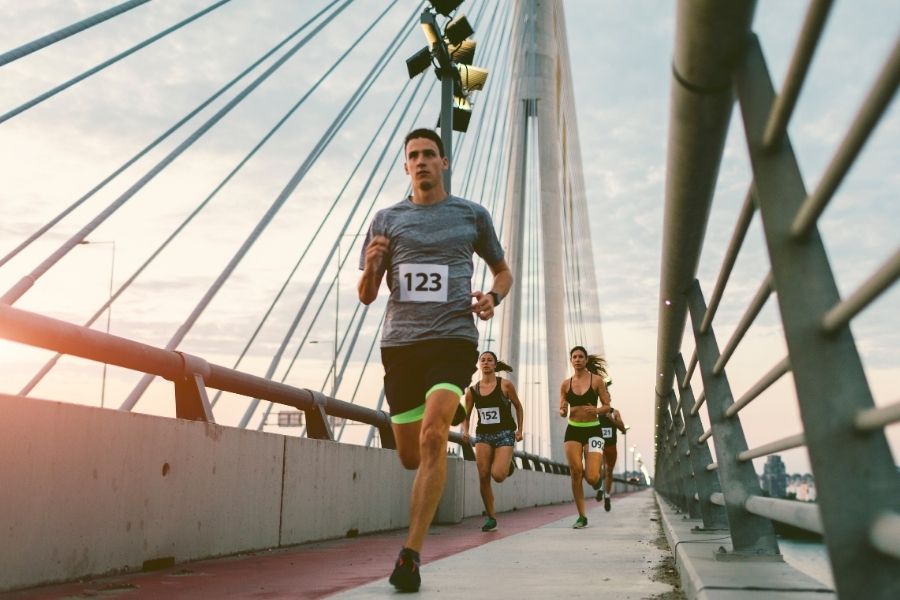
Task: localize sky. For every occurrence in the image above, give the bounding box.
[0,0,897,476]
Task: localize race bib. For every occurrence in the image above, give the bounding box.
[398,263,448,302]
[601,427,613,438]
[478,407,501,424]
[588,436,605,453]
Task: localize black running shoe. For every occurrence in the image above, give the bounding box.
[389,547,421,592]
[596,487,604,502]
[451,403,467,426]
[604,493,611,512]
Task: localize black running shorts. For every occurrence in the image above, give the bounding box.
[381,339,478,420]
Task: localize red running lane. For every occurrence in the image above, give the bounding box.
[2,494,641,599]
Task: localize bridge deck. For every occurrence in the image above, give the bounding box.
[3,490,677,599]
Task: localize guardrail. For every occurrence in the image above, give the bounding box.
[654,1,898,598]
[0,302,569,474]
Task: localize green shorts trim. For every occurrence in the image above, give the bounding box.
[389,383,464,425]
[426,382,463,398]
[391,403,426,424]
[568,419,600,428]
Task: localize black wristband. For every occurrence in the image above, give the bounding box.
[488,291,501,306]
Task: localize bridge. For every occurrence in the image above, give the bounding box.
[1,1,898,598]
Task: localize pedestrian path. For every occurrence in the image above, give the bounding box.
[335,488,676,599]
[2,489,677,599]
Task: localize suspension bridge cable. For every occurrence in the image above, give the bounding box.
[479,52,522,351]
[209,66,419,412]
[0,0,235,124]
[233,13,427,427]
[18,0,377,396]
[121,0,405,412]
[454,2,510,199]
[335,310,386,441]
[243,76,435,427]
[0,0,343,271]
[209,72,419,411]
[0,0,151,67]
[0,0,355,307]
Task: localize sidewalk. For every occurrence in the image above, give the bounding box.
[333,488,678,599]
[2,490,678,599]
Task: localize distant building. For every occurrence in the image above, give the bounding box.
[786,472,817,501]
[762,455,787,498]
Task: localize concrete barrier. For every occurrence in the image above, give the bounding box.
[0,395,583,592]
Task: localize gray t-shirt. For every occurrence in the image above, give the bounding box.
[359,195,504,347]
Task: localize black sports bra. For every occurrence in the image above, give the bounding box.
[566,373,599,407]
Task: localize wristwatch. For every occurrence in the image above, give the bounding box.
[488,291,501,306]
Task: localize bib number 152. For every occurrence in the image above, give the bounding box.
[399,264,448,302]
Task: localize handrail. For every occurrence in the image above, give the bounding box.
[822,248,900,334]
[724,356,790,418]
[745,495,823,535]
[737,433,805,462]
[761,0,835,149]
[790,37,900,239]
[855,400,900,432]
[712,272,773,375]
[656,4,899,596]
[700,187,757,334]
[870,512,900,561]
[0,303,573,469]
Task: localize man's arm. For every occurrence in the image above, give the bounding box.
[471,259,512,320]
[487,259,512,301]
[358,235,389,305]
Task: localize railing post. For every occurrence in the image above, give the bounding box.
[736,34,900,596]
[688,279,780,558]
[304,390,334,441]
[674,353,728,530]
[666,388,699,518]
[173,352,214,422]
[660,408,684,510]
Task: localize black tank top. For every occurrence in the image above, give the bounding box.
[566,373,599,407]
[471,377,516,434]
[598,414,618,441]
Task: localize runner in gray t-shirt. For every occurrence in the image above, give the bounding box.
[357,128,512,593]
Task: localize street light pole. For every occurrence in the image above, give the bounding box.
[79,239,115,408]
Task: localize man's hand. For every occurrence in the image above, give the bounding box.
[363,235,389,272]
[470,291,495,321]
[358,235,389,305]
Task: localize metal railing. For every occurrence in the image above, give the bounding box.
[0,302,569,473]
[654,1,899,598]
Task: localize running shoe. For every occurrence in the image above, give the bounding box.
[451,403,467,426]
[481,517,498,532]
[389,547,421,592]
[572,516,588,529]
[604,493,612,512]
[595,487,604,502]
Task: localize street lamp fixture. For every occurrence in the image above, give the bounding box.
[404,0,489,191]
[428,0,463,16]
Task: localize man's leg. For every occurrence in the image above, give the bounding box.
[603,445,617,511]
[403,386,459,552]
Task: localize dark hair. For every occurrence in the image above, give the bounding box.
[569,346,609,379]
[404,128,445,158]
[479,350,513,373]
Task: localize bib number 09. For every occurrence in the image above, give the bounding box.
[588,437,605,453]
